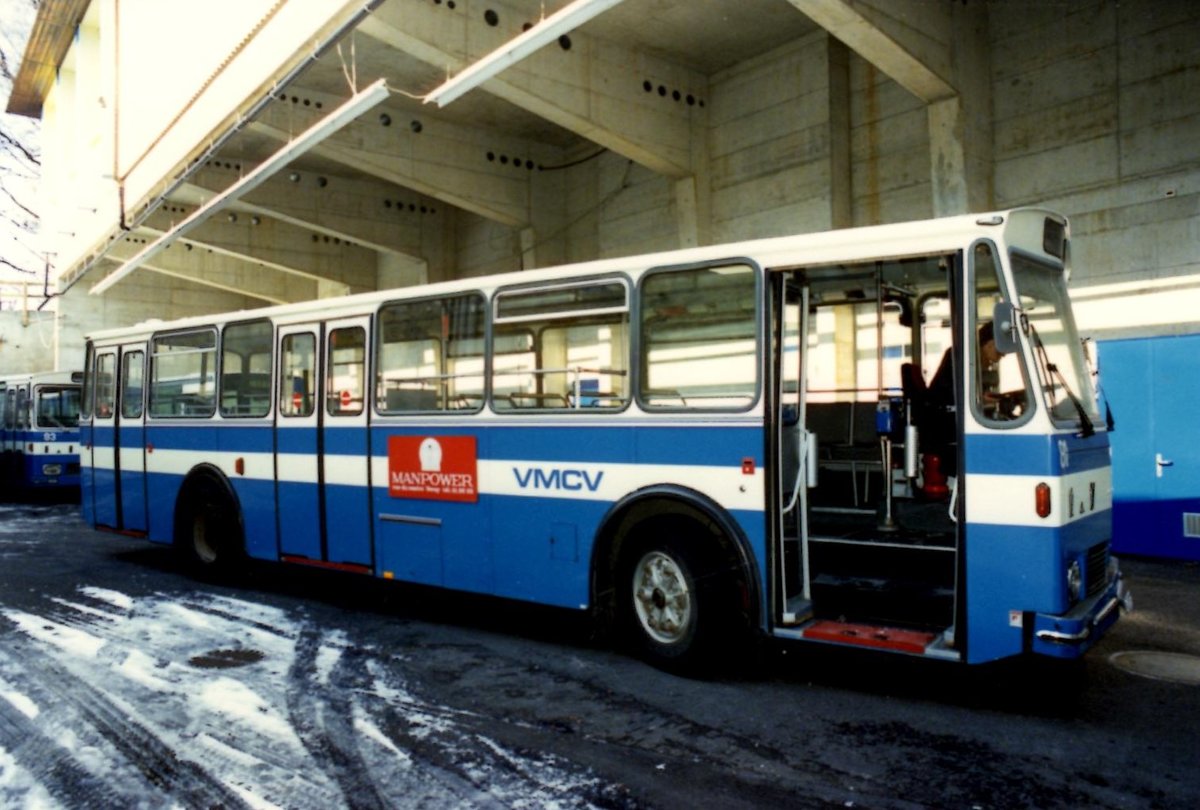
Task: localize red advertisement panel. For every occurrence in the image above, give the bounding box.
[387,436,478,502]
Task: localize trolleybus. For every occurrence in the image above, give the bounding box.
[1,370,83,495]
[79,208,1130,669]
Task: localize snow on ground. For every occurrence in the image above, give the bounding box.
[0,577,619,808]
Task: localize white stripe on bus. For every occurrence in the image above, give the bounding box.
[964,468,1112,529]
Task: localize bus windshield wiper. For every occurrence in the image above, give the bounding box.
[1028,321,1094,438]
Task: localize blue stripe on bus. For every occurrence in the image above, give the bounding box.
[369,424,764,466]
[144,424,274,452]
[964,432,1110,476]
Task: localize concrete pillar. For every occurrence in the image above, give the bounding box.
[827,37,853,229]
[928,97,969,217]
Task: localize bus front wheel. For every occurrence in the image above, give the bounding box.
[620,535,724,672]
[175,476,242,578]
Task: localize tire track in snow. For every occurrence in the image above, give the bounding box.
[0,687,134,808]
[286,627,388,809]
[26,652,251,809]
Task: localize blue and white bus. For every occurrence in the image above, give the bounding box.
[1,370,83,495]
[79,209,1130,669]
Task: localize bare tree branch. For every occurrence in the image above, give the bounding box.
[0,128,39,166]
[0,176,37,223]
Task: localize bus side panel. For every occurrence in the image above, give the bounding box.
[234,476,279,560]
[369,426,491,591]
[92,424,119,527]
[490,494,609,608]
[489,425,637,609]
[220,426,278,561]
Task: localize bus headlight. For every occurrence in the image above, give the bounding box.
[42,463,63,476]
[1067,560,1082,601]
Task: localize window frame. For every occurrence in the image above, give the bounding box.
[219,318,274,419]
[967,239,1036,430]
[375,291,488,416]
[148,327,219,419]
[490,275,633,414]
[636,259,763,414]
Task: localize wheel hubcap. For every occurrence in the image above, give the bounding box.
[632,550,691,644]
[193,512,217,564]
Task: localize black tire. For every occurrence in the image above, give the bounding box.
[175,475,243,578]
[619,532,733,674]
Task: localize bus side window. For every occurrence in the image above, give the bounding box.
[972,243,1030,423]
[150,330,217,418]
[639,263,757,410]
[280,333,315,417]
[376,293,486,414]
[121,351,145,420]
[492,280,630,411]
[220,320,273,418]
[95,353,117,419]
[327,327,366,416]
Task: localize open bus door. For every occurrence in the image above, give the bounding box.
[775,276,812,625]
[771,257,963,658]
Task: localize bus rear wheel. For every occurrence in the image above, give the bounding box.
[620,535,724,673]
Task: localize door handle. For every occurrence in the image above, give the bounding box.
[1156,453,1174,478]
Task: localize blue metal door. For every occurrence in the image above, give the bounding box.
[1102,334,1200,560]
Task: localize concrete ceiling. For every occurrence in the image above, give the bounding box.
[82,0,967,301]
[227,0,821,173]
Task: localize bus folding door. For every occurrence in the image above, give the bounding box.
[276,325,323,563]
[276,319,373,571]
[117,346,148,532]
[90,350,120,528]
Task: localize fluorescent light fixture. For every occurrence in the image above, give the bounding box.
[91,78,390,296]
[424,0,625,108]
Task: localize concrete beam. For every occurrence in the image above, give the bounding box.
[138,264,292,306]
[248,86,538,226]
[137,214,375,294]
[104,239,318,305]
[176,167,429,262]
[785,0,955,102]
[359,0,701,178]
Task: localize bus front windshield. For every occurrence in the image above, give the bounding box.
[1009,252,1100,428]
[37,386,82,429]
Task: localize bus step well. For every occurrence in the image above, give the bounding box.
[801,620,937,654]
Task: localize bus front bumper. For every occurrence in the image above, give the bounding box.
[1031,569,1132,659]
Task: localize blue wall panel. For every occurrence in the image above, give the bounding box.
[1100,334,1200,560]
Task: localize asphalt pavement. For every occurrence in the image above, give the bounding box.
[1,499,1198,809]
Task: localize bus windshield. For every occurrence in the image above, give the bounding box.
[1009,252,1100,428]
[37,386,82,429]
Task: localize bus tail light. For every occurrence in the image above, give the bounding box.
[1035,483,1052,518]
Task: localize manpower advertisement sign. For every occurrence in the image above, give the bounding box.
[387,436,478,502]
